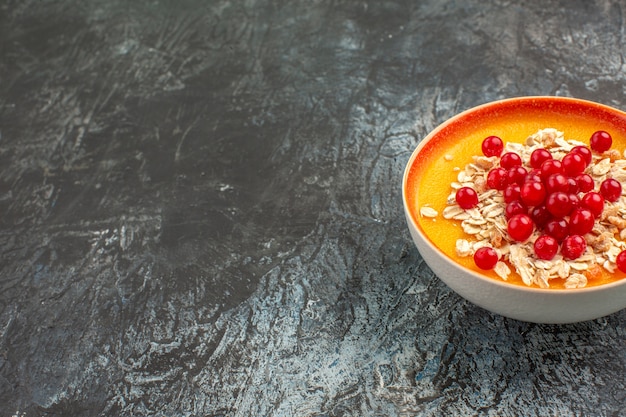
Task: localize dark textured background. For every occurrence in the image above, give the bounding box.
[0,0,625,415]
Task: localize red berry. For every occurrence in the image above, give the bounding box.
[504,184,521,203]
[506,200,527,218]
[571,145,592,166]
[575,173,594,193]
[580,192,604,218]
[569,208,595,236]
[474,246,499,270]
[545,192,572,218]
[507,166,528,185]
[616,250,626,273]
[567,177,579,194]
[534,235,559,260]
[500,152,522,169]
[455,187,479,209]
[568,193,580,211]
[520,181,546,206]
[562,152,586,176]
[590,130,612,153]
[561,235,587,260]
[545,173,570,194]
[600,178,622,202]
[530,205,552,228]
[530,148,552,169]
[487,167,508,190]
[525,169,542,183]
[482,136,504,157]
[507,213,534,242]
[540,159,564,181]
[544,219,569,242]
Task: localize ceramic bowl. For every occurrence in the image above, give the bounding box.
[402,96,626,323]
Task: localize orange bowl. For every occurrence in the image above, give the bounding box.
[402,96,626,323]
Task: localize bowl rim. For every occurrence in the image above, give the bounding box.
[402,95,626,295]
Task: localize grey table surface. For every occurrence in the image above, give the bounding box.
[1,0,625,416]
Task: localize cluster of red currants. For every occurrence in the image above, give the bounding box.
[455,131,626,273]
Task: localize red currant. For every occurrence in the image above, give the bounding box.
[575,173,594,193]
[525,169,542,183]
[568,193,580,211]
[590,130,612,153]
[503,184,521,203]
[520,181,546,206]
[600,178,622,202]
[530,205,552,228]
[562,152,586,176]
[580,192,604,218]
[506,200,527,218]
[545,173,570,194]
[544,219,569,242]
[561,234,587,260]
[567,177,579,194]
[540,159,564,181]
[500,152,522,169]
[569,208,595,236]
[487,167,508,190]
[545,192,572,218]
[455,186,479,209]
[507,166,528,185]
[507,213,534,242]
[616,250,626,273]
[482,136,504,157]
[474,246,499,270]
[571,145,592,166]
[530,148,552,169]
[534,235,559,260]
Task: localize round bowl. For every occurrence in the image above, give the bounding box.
[402,96,626,323]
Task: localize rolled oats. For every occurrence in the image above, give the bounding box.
[420,206,438,218]
[456,239,472,257]
[444,128,626,288]
[494,261,511,280]
[564,273,588,289]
